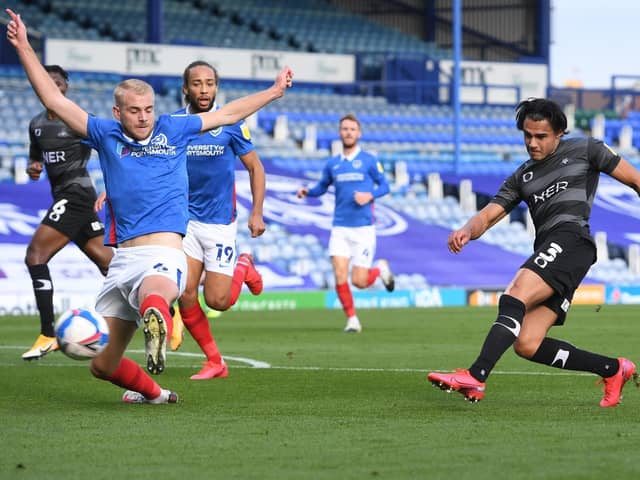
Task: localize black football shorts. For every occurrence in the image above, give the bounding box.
[521,228,596,325]
[41,189,105,246]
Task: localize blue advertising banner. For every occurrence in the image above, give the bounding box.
[606,285,640,304]
[243,161,526,288]
[326,287,467,309]
[0,181,53,244]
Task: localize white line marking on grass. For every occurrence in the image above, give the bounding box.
[0,345,271,368]
[0,345,594,376]
[265,366,593,377]
[168,351,271,369]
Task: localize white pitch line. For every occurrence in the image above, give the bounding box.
[0,345,270,368]
[0,345,595,376]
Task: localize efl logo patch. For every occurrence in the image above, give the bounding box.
[240,122,251,140]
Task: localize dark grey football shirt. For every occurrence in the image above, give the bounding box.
[491,137,620,247]
[28,110,94,197]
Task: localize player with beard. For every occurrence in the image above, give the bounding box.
[428,98,640,407]
[172,60,265,380]
[296,113,395,333]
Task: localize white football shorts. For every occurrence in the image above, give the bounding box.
[182,220,238,277]
[328,225,376,268]
[95,245,187,323]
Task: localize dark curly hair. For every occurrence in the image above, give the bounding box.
[515,98,569,135]
[182,61,219,106]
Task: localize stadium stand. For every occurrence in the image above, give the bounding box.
[2,0,451,56]
[3,66,640,287]
[2,1,640,289]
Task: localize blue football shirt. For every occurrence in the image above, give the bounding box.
[175,104,254,224]
[85,114,202,245]
[306,147,390,227]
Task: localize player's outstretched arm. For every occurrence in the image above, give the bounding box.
[5,9,88,136]
[448,202,506,253]
[609,157,640,196]
[199,66,293,132]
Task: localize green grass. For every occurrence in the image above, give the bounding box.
[2,305,640,480]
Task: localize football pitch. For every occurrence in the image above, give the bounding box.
[2,305,639,480]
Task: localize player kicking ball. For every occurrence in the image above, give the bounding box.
[428,98,640,407]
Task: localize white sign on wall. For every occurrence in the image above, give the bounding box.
[46,39,356,83]
[438,60,548,104]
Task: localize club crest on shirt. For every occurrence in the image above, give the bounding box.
[150,134,168,146]
[34,128,41,137]
[207,127,223,137]
[118,133,177,158]
[352,159,362,169]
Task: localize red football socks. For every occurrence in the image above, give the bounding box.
[336,282,356,318]
[367,267,381,287]
[105,357,161,399]
[140,294,173,341]
[228,262,246,308]
[180,303,223,364]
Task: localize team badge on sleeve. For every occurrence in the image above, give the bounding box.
[240,122,252,140]
[377,161,384,173]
